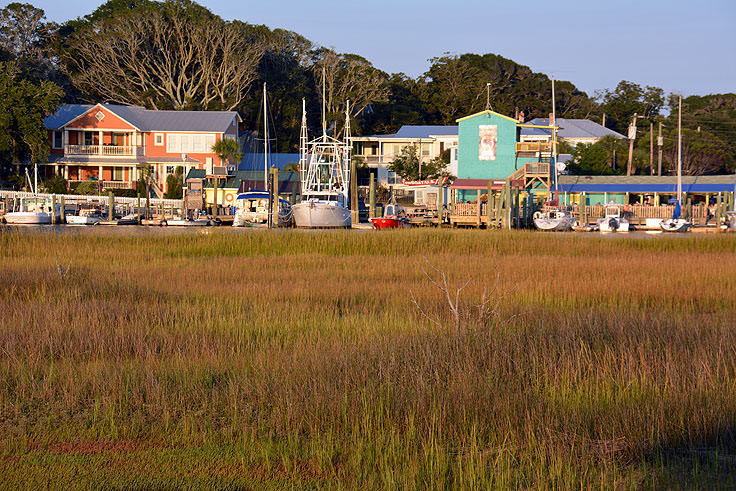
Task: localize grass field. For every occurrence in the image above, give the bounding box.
[1,228,735,489]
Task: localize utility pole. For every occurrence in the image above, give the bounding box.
[649,121,654,175]
[602,113,606,127]
[626,113,638,176]
[657,122,663,176]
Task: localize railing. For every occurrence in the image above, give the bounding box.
[0,190,183,208]
[65,145,139,156]
[453,202,488,216]
[68,180,134,190]
[548,203,709,221]
[516,142,552,153]
[509,162,550,181]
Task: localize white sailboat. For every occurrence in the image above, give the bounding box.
[291,81,352,228]
[660,96,691,233]
[4,165,61,225]
[233,83,293,227]
[534,75,575,231]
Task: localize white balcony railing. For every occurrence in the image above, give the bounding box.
[65,145,139,156]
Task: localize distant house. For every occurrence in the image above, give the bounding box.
[521,118,625,147]
[351,125,458,186]
[44,104,241,194]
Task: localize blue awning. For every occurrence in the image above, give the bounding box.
[558,183,736,193]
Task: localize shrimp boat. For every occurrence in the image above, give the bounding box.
[660,96,691,233]
[291,73,352,228]
[371,202,410,229]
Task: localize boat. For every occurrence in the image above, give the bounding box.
[371,202,410,229]
[167,214,213,227]
[660,96,692,233]
[66,206,103,225]
[532,76,573,232]
[117,214,139,225]
[291,73,352,229]
[4,166,61,225]
[597,205,630,232]
[533,208,575,231]
[232,191,293,227]
[232,84,293,228]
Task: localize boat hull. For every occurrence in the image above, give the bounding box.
[533,217,574,231]
[292,202,351,228]
[66,215,102,225]
[371,218,410,229]
[3,212,54,225]
[597,217,630,232]
[660,218,691,232]
[167,219,211,227]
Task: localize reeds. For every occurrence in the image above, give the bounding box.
[1,228,735,488]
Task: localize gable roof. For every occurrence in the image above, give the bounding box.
[522,118,625,139]
[45,104,240,133]
[456,110,519,124]
[393,125,458,138]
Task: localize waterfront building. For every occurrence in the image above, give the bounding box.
[44,104,241,195]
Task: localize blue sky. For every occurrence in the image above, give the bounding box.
[33,0,736,98]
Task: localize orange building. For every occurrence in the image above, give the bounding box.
[45,104,241,194]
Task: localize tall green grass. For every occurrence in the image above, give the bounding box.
[0,228,735,489]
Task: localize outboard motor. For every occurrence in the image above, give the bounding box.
[609,217,619,231]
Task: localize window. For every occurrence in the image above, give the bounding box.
[53,131,62,149]
[205,135,215,152]
[166,165,176,176]
[192,135,203,152]
[180,135,190,153]
[167,134,178,153]
[421,143,431,156]
[154,133,164,146]
[113,167,123,181]
[84,132,94,146]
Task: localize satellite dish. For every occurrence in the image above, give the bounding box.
[181,153,187,161]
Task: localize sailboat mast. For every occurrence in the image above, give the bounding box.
[263,82,268,190]
[321,65,327,142]
[551,75,558,197]
[345,100,351,184]
[677,95,682,204]
[300,98,308,188]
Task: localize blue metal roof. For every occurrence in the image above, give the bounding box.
[361,125,458,139]
[522,118,625,139]
[557,174,736,193]
[44,104,239,132]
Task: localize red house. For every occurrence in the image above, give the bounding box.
[45,104,241,194]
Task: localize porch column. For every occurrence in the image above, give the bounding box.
[63,165,68,180]
[98,165,103,182]
[63,129,69,150]
[98,130,103,154]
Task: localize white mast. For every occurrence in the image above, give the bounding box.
[299,98,308,188]
[677,95,682,204]
[263,82,268,190]
[551,75,558,198]
[34,163,38,195]
[345,100,351,186]
[321,65,327,142]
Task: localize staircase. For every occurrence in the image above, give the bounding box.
[508,162,550,191]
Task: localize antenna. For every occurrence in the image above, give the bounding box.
[263,82,268,190]
[485,83,491,111]
[677,95,682,204]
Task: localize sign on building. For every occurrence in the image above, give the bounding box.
[478,125,497,161]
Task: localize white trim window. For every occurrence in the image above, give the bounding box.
[154,133,164,146]
[53,131,63,149]
[167,134,178,153]
[167,133,216,154]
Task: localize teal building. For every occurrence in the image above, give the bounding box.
[456,110,544,200]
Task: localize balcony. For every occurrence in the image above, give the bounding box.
[65,145,141,156]
[516,142,552,154]
[68,179,135,190]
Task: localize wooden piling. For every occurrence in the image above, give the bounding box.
[137,193,141,225]
[486,181,493,229]
[271,167,279,227]
[51,195,57,225]
[369,173,375,219]
[580,192,587,227]
[475,191,481,228]
[212,176,218,217]
[350,158,358,225]
[108,192,114,221]
[60,196,66,224]
[437,182,444,227]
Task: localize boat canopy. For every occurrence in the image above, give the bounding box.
[236,191,290,205]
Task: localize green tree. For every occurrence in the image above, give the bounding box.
[211,138,242,165]
[42,173,67,193]
[0,61,63,179]
[598,81,664,133]
[388,144,449,181]
[566,136,628,175]
[164,166,184,199]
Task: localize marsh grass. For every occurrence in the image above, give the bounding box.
[1,228,735,488]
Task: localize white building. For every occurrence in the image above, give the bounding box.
[352,125,458,186]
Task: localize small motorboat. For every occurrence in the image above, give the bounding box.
[533,208,575,231]
[371,202,410,229]
[660,202,690,233]
[4,196,61,225]
[597,205,630,232]
[167,211,213,226]
[233,191,293,227]
[66,207,103,225]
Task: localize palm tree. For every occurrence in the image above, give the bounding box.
[211,138,243,166]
